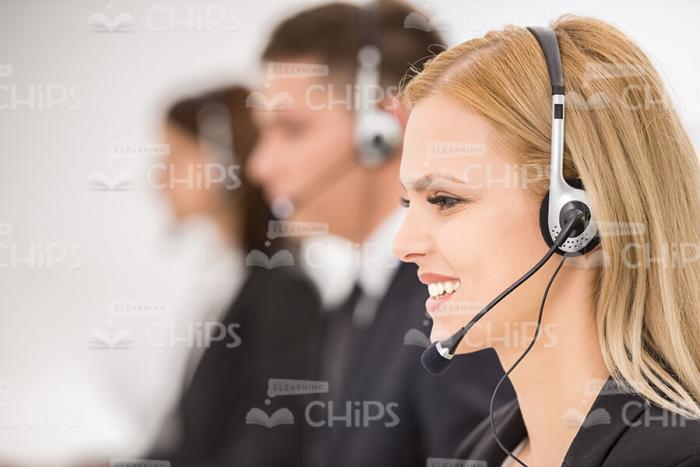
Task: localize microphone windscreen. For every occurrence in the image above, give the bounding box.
[420,343,453,375]
[271,196,295,220]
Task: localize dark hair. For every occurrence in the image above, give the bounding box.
[166,86,270,253]
[261,0,446,88]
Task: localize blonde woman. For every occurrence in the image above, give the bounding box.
[394,15,700,467]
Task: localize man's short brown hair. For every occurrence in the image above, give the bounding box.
[261,0,446,88]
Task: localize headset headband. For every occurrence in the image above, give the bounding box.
[526,26,564,95]
[353,2,402,167]
[526,25,600,255]
[359,2,379,52]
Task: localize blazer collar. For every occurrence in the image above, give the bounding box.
[468,377,647,466]
[562,377,647,466]
[467,399,526,466]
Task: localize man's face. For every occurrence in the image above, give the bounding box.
[247,65,365,236]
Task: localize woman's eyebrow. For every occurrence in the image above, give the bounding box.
[403,172,466,192]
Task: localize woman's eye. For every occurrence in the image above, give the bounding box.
[399,197,410,208]
[427,194,462,210]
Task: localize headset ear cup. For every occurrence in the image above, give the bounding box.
[540,181,601,256]
[539,190,562,255]
[355,110,402,168]
[576,223,601,255]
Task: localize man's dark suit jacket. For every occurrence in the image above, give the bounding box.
[306,262,515,467]
[455,376,700,466]
[149,266,322,467]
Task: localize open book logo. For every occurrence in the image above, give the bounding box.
[403,12,451,32]
[245,91,295,112]
[245,407,294,428]
[581,407,612,428]
[88,12,136,32]
[562,407,611,428]
[568,90,611,111]
[403,328,431,348]
[245,250,294,269]
[88,328,136,349]
[88,170,135,191]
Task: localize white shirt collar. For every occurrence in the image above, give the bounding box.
[300,208,405,309]
[356,207,404,298]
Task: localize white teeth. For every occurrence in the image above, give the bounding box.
[428,283,439,297]
[427,280,461,298]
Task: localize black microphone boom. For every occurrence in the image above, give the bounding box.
[420,212,584,375]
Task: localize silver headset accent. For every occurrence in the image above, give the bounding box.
[528,26,599,255]
[353,3,402,168]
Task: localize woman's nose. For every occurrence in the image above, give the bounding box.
[393,204,433,263]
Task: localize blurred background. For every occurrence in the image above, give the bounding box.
[0,0,698,464]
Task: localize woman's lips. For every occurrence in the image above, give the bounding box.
[417,272,462,314]
[418,272,460,285]
[425,292,456,314]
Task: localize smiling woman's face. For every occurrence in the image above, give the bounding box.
[394,94,560,355]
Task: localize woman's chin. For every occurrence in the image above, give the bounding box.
[429,324,453,343]
[429,319,468,344]
[429,320,489,355]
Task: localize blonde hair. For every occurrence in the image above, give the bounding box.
[402,15,700,418]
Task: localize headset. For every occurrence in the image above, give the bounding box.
[353,2,403,168]
[196,99,235,165]
[271,2,402,219]
[529,26,600,255]
[419,26,601,467]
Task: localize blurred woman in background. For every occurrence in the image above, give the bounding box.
[148,85,322,466]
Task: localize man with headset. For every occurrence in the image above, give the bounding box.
[246,1,514,465]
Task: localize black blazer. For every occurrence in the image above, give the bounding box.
[306,262,515,467]
[149,266,322,467]
[455,377,700,466]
